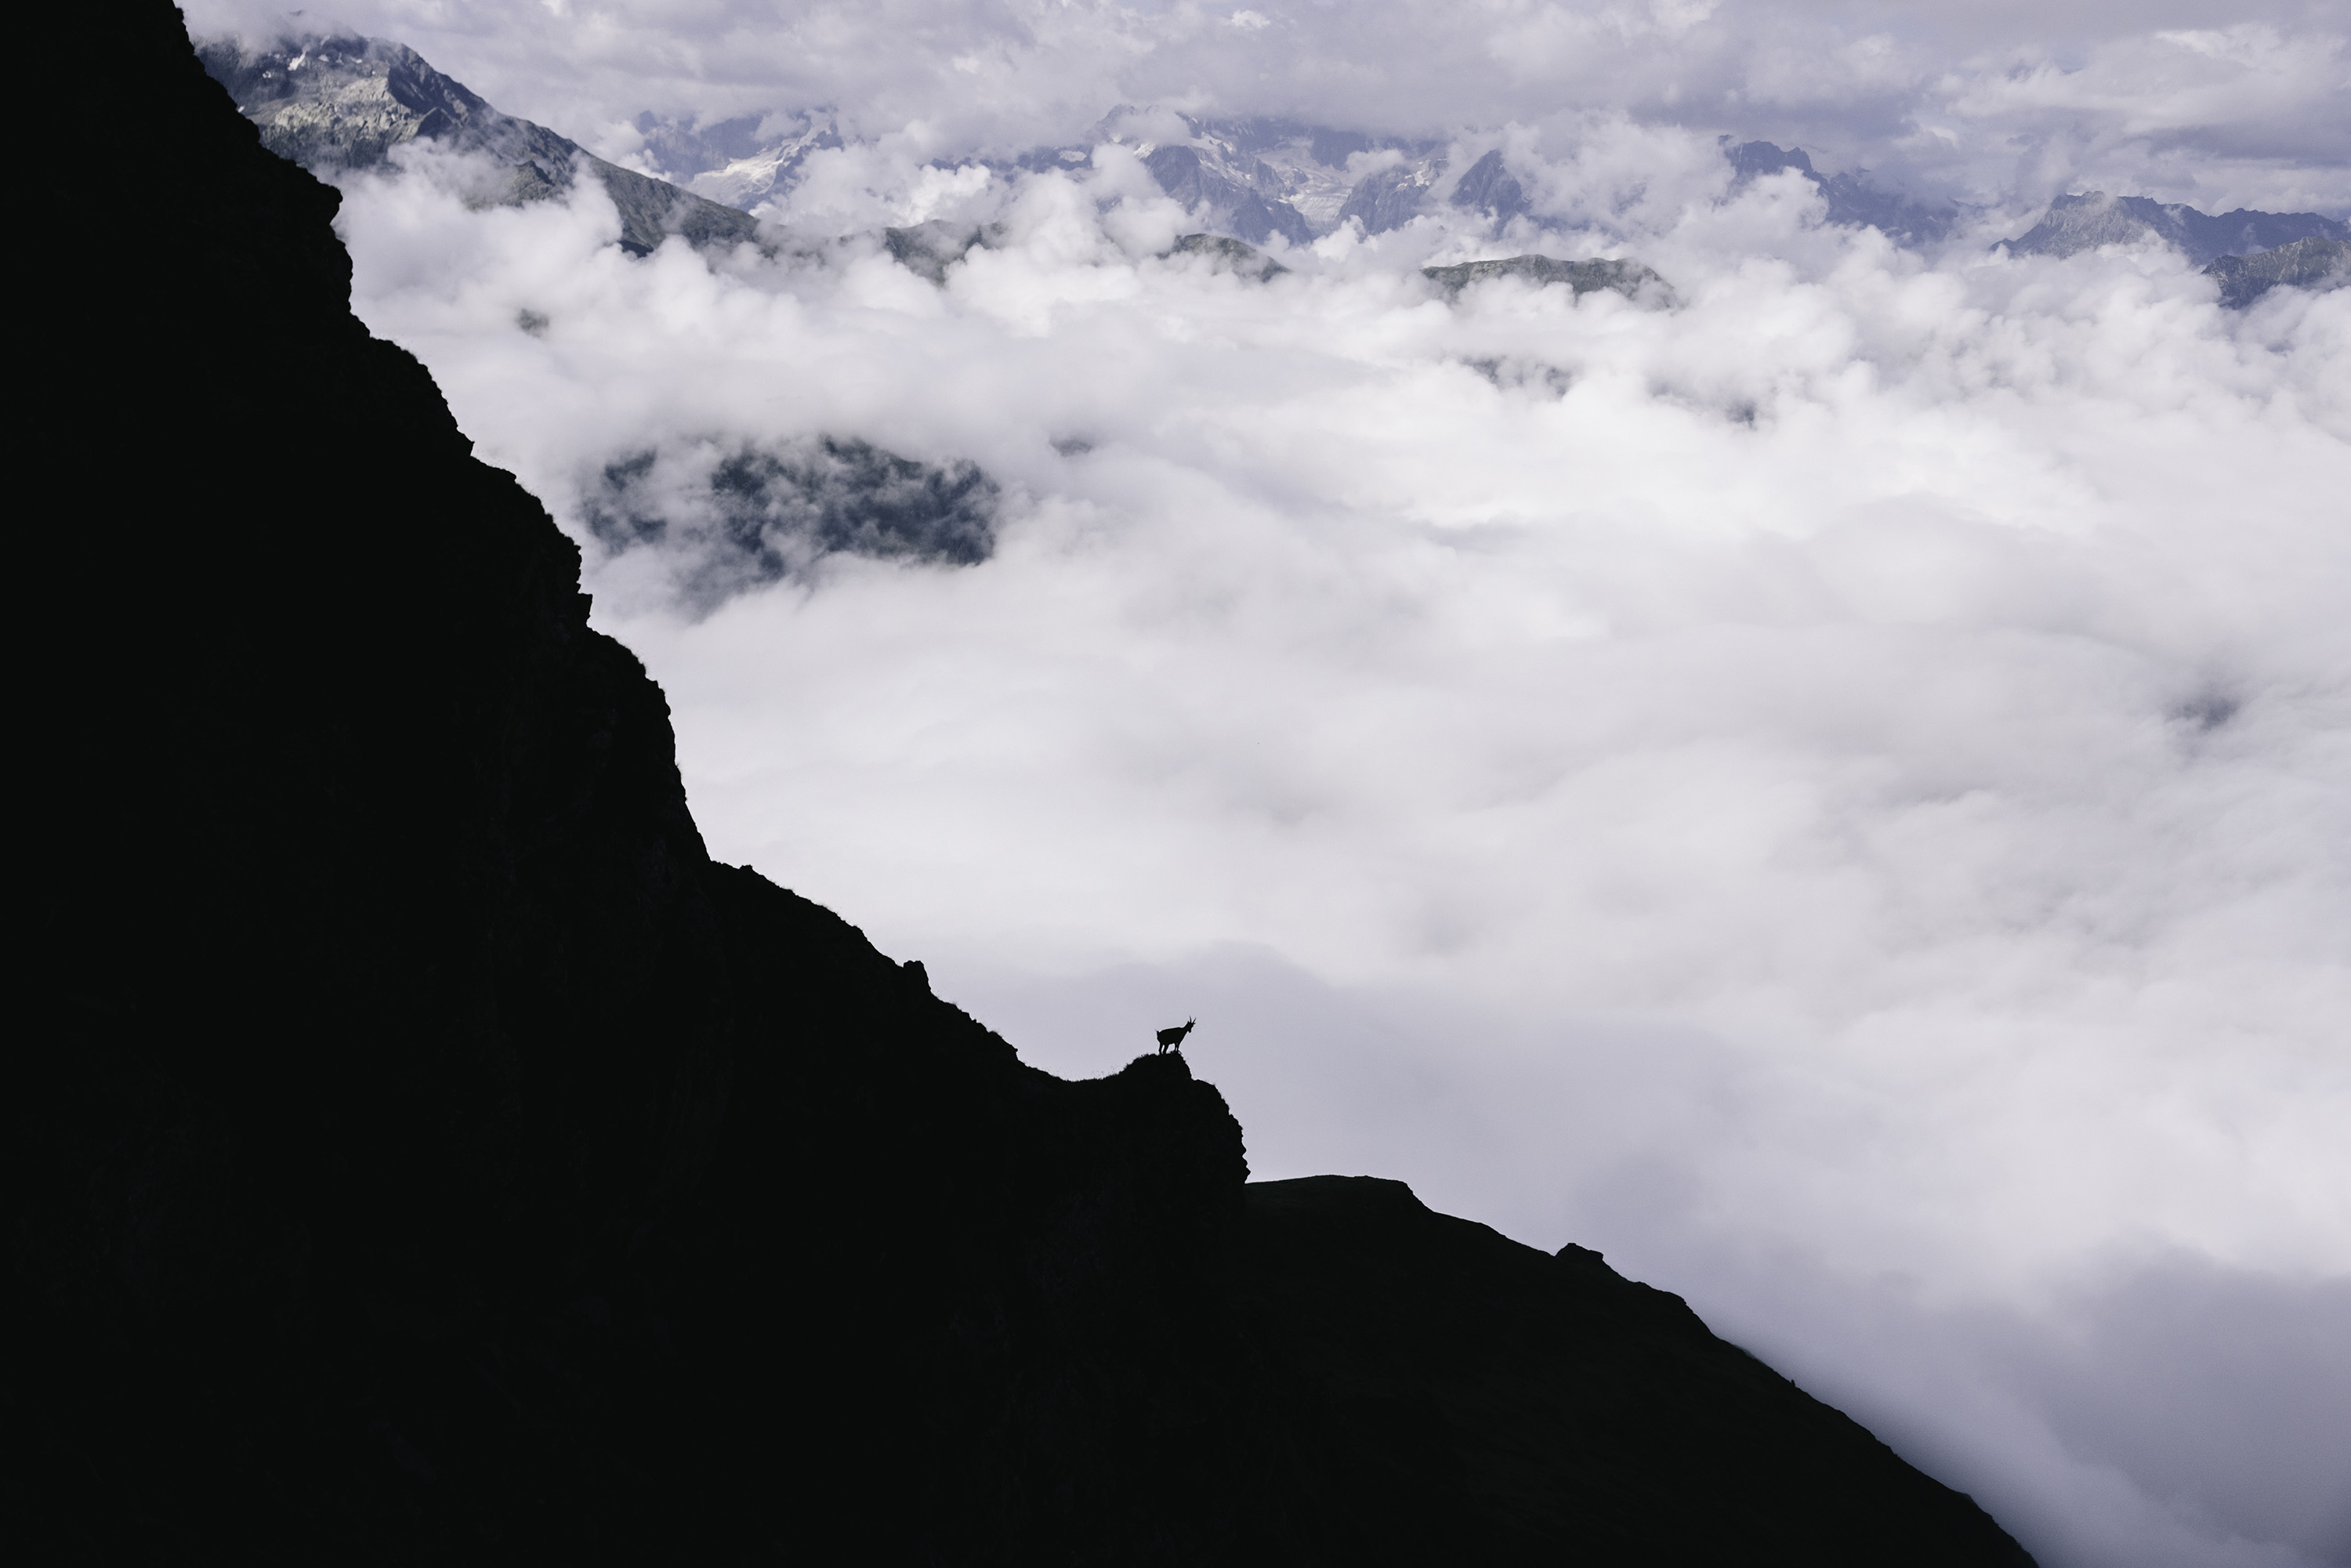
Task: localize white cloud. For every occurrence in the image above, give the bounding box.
[227,5,2351,1563]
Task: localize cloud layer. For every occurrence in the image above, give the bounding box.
[187,3,2351,1563]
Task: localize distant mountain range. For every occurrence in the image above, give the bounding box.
[2000,190,2346,266]
[1998,191,2349,305]
[643,108,1958,250]
[201,32,2349,315]
[196,34,759,256]
[1722,140,1956,244]
[636,104,2351,303]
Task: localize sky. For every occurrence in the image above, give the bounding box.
[188,2,2350,1563]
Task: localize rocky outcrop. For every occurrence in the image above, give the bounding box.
[2204,235,2351,306]
[1425,252,1672,304]
[1167,231,1290,280]
[14,6,2036,1564]
[197,31,762,255]
[2004,190,2348,265]
[585,434,1002,612]
[1340,161,1441,236]
[882,216,998,282]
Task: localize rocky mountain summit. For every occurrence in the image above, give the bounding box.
[16,5,2044,1563]
[2002,191,2349,303]
[197,31,760,255]
[1722,139,1956,244]
[2002,190,2346,264]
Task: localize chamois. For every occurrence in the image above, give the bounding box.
[1154,1018,1197,1054]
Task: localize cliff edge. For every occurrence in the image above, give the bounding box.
[13,6,2032,1564]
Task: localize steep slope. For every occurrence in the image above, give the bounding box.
[29,5,1237,1559]
[16,6,2037,1564]
[197,31,762,255]
[1231,1179,2033,1565]
[1340,161,1445,235]
[1452,147,1533,230]
[1144,142,1317,246]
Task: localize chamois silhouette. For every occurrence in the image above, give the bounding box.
[1155,1018,1197,1055]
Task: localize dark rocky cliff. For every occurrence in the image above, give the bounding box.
[13,6,2034,1564]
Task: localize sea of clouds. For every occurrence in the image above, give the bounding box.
[192,2,2351,1563]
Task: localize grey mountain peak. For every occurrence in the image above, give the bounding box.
[634,109,845,212]
[1722,139,1954,244]
[2003,190,2349,266]
[197,31,762,257]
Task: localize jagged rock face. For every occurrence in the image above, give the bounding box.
[632,109,845,209]
[201,33,536,173]
[197,31,762,256]
[1340,161,1441,236]
[2006,190,2349,265]
[1424,252,1672,304]
[1726,138,1820,183]
[1145,142,1317,246]
[1451,147,1531,230]
[20,6,2039,1564]
[2204,234,2351,306]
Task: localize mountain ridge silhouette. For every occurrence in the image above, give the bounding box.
[13,7,2035,1562]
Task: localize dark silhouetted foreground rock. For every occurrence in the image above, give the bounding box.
[1228,1179,2034,1564]
[13,6,2033,1564]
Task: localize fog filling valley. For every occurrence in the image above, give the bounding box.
[191,2,2350,1562]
